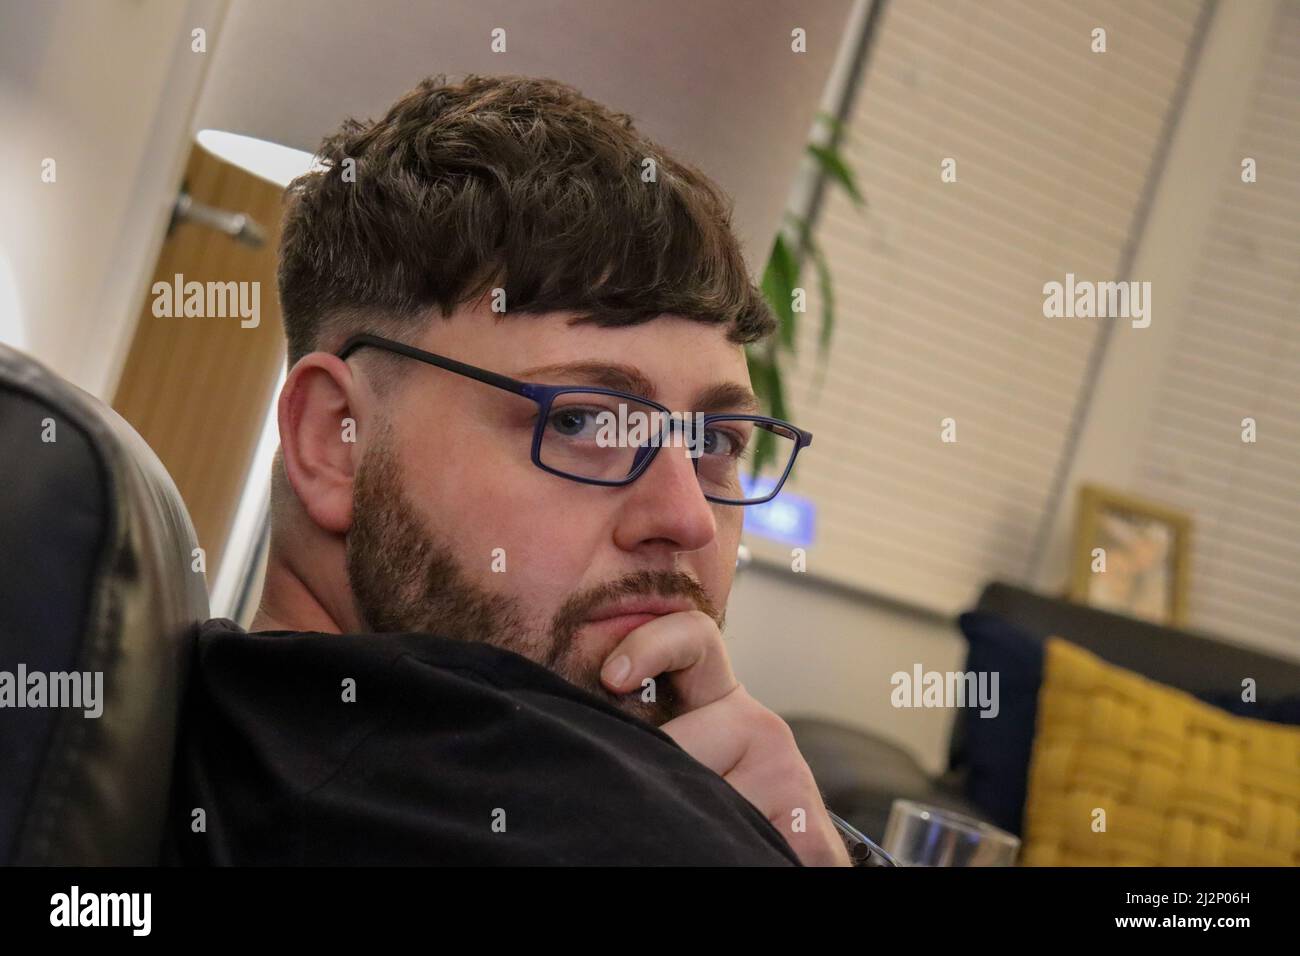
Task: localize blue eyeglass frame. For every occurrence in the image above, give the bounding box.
[335,333,813,506]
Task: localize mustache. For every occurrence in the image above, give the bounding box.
[549,569,721,643]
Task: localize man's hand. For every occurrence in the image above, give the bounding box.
[600,610,851,866]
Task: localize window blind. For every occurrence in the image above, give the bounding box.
[759,0,1206,613]
[1130,0,1300,657]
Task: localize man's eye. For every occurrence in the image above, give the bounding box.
[704,428,744,457]
[549,408,596,437]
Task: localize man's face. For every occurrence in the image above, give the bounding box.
[344,305,751,726]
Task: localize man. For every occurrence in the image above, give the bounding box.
[165,74,849,866]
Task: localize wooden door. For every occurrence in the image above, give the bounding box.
[112,144,286,577]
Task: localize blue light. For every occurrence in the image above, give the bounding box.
[740,475,816,547]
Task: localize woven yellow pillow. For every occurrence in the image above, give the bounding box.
[1021,637,1300,866]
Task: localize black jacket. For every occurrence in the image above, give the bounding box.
[163,619,800,866]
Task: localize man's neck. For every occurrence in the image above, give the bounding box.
[249,552,347,635]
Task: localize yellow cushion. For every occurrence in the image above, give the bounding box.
[1021,638,1300,866]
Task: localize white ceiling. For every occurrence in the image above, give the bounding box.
[192,0,855,275]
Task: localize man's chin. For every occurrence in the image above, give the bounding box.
[569,674,677,727]
[606,691,674,728]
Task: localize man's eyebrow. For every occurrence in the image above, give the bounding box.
[515,361,760,413]
[693,381,760,414]
[515,361,658,398]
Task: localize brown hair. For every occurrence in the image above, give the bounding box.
[277,73,774,366]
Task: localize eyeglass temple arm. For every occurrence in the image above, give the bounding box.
[336,333,538,400]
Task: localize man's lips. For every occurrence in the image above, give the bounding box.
[580,597,697,641]
[580,612,661,641]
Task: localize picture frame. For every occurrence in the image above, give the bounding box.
[1067,484,1192,626]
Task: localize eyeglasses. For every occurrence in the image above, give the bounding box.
[336,333,812,506]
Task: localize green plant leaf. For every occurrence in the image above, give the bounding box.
[762,233,799,352]
[747,122,869,474]
[804,233,835,400]
[815,110,846,136]
[807,143,865,208]
[807,233,835,357]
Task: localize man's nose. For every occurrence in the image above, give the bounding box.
[611,440,717,555]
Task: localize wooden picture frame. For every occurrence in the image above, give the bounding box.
[1067,484,1192,626]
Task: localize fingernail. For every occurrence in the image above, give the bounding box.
[602,655,631,686]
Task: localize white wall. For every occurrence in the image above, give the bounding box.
[726,561,965,775]
[0,0,226,398]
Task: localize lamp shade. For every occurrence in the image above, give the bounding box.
[191,0,853,271]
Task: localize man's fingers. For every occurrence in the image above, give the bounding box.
[656,686,754,774]
[661,695,851,866]
[599,609,737,711]
[723,752,849,866]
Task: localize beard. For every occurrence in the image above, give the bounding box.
[344,427,722,726]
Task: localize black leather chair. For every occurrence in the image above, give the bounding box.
[0,343,208,864]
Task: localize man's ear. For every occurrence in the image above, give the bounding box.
[277,353,365,535]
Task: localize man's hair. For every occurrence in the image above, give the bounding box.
[277,73,775,366]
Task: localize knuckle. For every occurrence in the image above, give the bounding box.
[686,613,730,668]
[749,703,797,748]
[686,609,721,642]
[757,719,820,790]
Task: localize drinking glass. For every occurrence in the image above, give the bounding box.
[881,799,1021,866]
